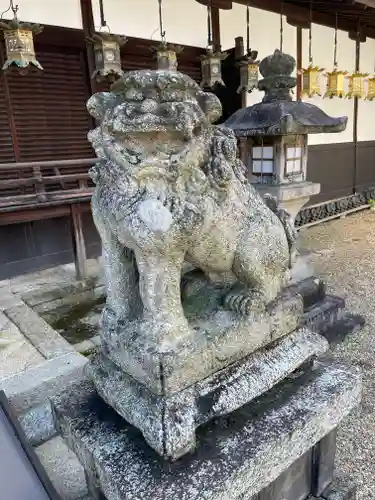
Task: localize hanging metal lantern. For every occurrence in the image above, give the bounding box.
[299,1,324,98]
[237,4,259,93]
[300,64,325,98]
[237,51,259,94]
[0,17,43,73]
[200,47,227,89]
[324,68,348,98]
[324,13,348,99]
[87,32,126,83]
[366,76,375,101]
[151,0,182,71]
[151,42,183,71]
[346,71,368,99]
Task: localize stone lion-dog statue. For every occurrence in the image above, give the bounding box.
[87,70,296,344]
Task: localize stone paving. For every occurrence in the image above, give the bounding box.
[0,258,103,383]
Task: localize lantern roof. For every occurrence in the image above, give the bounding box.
[225,49,348,137]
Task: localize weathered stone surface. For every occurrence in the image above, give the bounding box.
[52,361,361,500]
[87,69,298,398]
[36,436,89,500]
[89,327,328,459]
[1,352,87,413]
[103,287,303,395]
[5,303,75,359]
[19,401,57,446]
[303,295,345,334]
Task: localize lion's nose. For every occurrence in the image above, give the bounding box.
[139,99,158,114]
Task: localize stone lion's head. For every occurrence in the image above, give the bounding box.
[87,70,222,159]
[87,70,247,213]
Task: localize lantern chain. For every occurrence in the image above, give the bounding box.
[0,0,18,20]
[207,0,213,48]
[98,0,107,28]
[158,0,166,43]
[308,0,313,64]
[246,0,250,54]
[280,1,284,52]
[333,12,338,68]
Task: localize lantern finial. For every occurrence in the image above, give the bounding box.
[0,0,43,73]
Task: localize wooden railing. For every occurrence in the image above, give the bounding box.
[0,158,98,212]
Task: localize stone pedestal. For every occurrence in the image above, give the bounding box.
[86,276,348,460]
[52,361,360,500]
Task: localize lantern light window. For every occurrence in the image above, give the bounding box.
[251,145,275,175]
[285,144,303,176]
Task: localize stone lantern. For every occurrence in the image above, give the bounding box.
[225,49,348,222]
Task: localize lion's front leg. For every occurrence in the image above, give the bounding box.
[135,252,190,342]
[101,234,142,326]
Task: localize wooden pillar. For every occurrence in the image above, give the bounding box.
[286,17,309,101]
[234,36,248,165]
[70,203,88,281]
[80,0,98,95]
[349,27,366,194]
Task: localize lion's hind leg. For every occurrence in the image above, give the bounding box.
[224,241,287,316]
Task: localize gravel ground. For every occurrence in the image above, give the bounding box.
[299,209,375,500]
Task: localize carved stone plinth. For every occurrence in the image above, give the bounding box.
[52,361,361,500]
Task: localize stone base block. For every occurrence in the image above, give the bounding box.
[102,287,303,395]
[52,361,361,500]
[89,327,328,459]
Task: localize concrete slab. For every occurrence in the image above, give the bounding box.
[5,304,75,359]
[1,352,88,413]
[7,266,74,296]
[0,291,24,311]
[0,311,44,381]
[36,436,89,500]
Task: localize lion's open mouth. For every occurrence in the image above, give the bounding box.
[111,129,188,156]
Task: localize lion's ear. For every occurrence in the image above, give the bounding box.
[87,92,118,121]
[197,91,222,124]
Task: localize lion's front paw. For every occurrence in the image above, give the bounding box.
[223,290,266,316]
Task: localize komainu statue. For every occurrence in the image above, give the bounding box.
[86,70,302,457]
[88,70,295,335]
